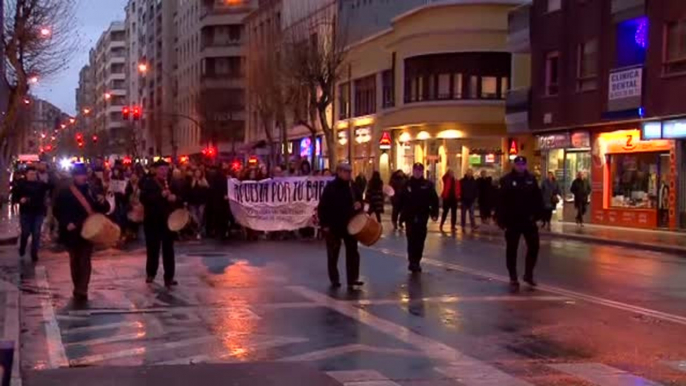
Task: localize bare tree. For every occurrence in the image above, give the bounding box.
[281,0,347,168]
[2,0,78,190]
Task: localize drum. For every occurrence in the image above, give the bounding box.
[127,204,144,223]
[81,213,121,247]
[383,185,395,198]
[168,208,191,232]
[347,213,382,246]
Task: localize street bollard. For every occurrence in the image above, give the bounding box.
[0,341,14,386]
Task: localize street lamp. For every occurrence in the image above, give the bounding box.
[83,108,91,115]
[104,92,112,101]
[40,28,51,38]
[29,76,39,85]
[69,118,76,125]
[138,63,148,75]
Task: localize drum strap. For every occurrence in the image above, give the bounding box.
[69,185,94,216]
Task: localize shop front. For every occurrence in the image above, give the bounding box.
[536,131,592,223]
[591,128,677,229]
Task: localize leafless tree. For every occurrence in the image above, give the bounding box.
[281,0,347,168]
[1,0,78,190]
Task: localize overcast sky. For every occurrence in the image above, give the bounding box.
[34,0,128,115]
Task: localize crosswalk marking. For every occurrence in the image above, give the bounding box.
[326,370,400,386]
[549,363,665,386]
[62,321,144,335]
[64,332,146,347]
[435,363,532,386]
[666,361,686,373]
[36,266,68,369]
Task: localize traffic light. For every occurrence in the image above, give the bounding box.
[132,106,141,121]
[75,133,83,142]
[92,135,98,143]
[122,106,130,120]
[78,141,84,149]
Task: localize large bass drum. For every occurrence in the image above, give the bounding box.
[81,213,121,247]
[168,208,191,232]
[127,204,144,223]
[347,213,382,246]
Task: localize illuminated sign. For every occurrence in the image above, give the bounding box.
[379,132,392,150]
[300,137,322,158]
[641,121,662,139]
[508,139,519,155]
[600,129,671,154]
[485,154,496,163]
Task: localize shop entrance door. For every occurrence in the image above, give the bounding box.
[679,141,686,229]
[562,150,592,224]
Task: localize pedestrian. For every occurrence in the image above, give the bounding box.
[124,172,143,240]
[354,172,367,196]
[540,171,561,230]
[318,162,364,289]
[398,163,439,273]
[389,170,407,230]
[53,164,110,301]
[440,169,459,232]
[496,156,543,289]
[299,160,312,176]
[365,171,384,223]
[16,167,51,262]
[188,169,209,240]
[140,160,182,287]
[570,171,591,227]
[476,170,494,224]
[110,167,128,231]
[208,166,231,239]
[459,169,478,231]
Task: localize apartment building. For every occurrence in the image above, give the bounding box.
[19,98,68,154]
[92,21,128,154]
[509,0,686,230]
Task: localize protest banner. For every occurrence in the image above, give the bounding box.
[227,176,333,231]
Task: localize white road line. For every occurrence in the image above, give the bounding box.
[666,361,686,373]
[367,246,686,326]
[70,335,218,366]
[549,363,664,386]
[1,279,21,386]
[326,370,400,386]
[289,286,533,386]
[35,266,68,369]
[64,332,146,347]
[63,321,144,335]
[279,344,424,362]
[355,295,568,306]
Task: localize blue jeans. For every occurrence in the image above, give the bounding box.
[20,214,44,259]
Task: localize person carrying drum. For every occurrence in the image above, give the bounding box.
[140,160,182,287]
[317,162,364,289]
[53,164,110,302]
[398,163,439,273]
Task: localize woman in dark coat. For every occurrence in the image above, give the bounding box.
[365,171,385,223]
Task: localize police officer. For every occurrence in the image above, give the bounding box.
[496,156,543,288]
[399,163,439,273]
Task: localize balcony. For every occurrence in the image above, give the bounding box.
[611,0,644,19]
[507,4,530,53]
[505,87,530,133]
[201,75,245,89]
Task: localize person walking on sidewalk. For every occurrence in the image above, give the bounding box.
[389,170,407,230]
[16,167,51,262]
[399,163,439,273]
[477,170,494,225]
[440,170,459,232]
[365,171,385,223]
[540,171,561,230]
[53,164,110,301]
[318,163,364,289]
[496,156,543,289]
[570,171,591,227]
[140,160,182,287]
[459,169,478,232]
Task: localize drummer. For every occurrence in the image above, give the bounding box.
[317,162,364,289]
[53,163,110,302]
[398,163,439,273]
[140,160,182,287]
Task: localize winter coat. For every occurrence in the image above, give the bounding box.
[15,180,51,216]
[53,183,110,247]
[496,170,543,229]
[476,177,493,206]
[541,178,562,210]
[389,173,407,205]
[399,177,439,226]
[441,175,460,201]
[318,177,363,237]
[140,177,184,227]
[365,183,385,214]
[570,178,591,206]
[189,178,210,206]
[460,176,478,204]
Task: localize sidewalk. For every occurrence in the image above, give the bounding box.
[0,217,21,386]
[0,212,19,246]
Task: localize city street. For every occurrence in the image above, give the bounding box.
[15,224,686,385]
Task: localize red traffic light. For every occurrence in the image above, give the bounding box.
[202,146,216,158]
[122,106,130,120]
[75,133,83,141]
[78,141,84,148]
[44,144,53,152]
[132,106,141,121]
[92,135,98,143]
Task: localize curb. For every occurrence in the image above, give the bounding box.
[0,237,17,247]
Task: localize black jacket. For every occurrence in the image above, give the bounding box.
[476,176,493,205]
[188,179,210,206]
[318,177,363,237]
[53,183,110,247]
[15,180,50,216]
[460,176,478,204]
[570,178,591,203]
[398,177,439,226]
[497,171,543,229]
[365,183,385,214]
[140,177,183,226]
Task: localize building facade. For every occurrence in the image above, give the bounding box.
[517,0,686,230]
[93,21,128,154]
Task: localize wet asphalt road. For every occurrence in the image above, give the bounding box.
[15,223,686,385]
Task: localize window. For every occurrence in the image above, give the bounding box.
[438,73,451,99]
[609,152,669,209]
[469,76,478,99]
[500,77,509,99]
[354,75,376,116]
[481,76,498,99]
[545,51,560,96]
[381,70,394,108]
[616,17,648,67]
[577,39,598,91]
[453,73,463,99]
[665,20,686,74]
[547,0,561,12]
[339,83,350,119]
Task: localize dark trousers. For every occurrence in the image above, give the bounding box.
[368,210,381,223]
[505,224,540,281]
[20,214,44,259]
[542,208,554,224]
[391,203,403,228]
[461,202,476,228]
[406,222,428,267]
[144,222,176,281]
[575,201,588,223]
[325,232,360,285]
[68,242,94,297]
[440,199,457,228]
[479,201,492,222]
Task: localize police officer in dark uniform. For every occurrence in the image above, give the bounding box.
[399,163,439,273]
[496,156,543,288]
